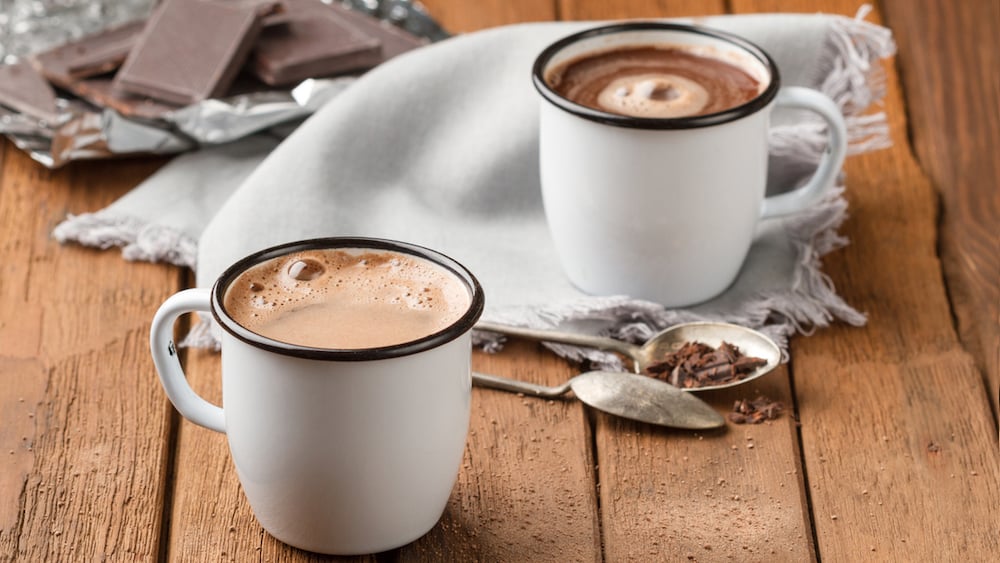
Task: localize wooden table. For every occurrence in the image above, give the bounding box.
[1,1,997,560]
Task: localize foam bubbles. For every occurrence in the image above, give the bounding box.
[223,248,472,349]
[286,258,325,281]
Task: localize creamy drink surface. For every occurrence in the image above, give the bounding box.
[546,45,761,118]
[224,248,471,349]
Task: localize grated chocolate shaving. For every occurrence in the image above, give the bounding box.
[645,340,768,389]
[728,396,785,424]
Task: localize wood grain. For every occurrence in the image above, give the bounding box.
[401,342,601,562]
[419,0,556,32]
[558,0,727,20]
[0,145,176,560]
[733,0,1000,559]
[597,370,815,562]
[880,0,1000,416]
[2,0,997,561]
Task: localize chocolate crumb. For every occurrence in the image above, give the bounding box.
[728,396,784,424]
[646,340,768,389]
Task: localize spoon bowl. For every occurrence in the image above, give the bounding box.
[476,320,781,392]
[472,370,725,429]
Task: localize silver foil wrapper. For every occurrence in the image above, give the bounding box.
[0,0,447,168]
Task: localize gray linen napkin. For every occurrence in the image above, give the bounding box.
[54,11,895,365]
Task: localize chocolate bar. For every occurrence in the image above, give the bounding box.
[10,0,428,125]
[32,21,145,86]
[252,1,381,86]
[113,0,281,105]
[0,62,61,124]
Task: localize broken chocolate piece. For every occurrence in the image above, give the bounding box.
[728,396,784,424]
[32,21,146,86]
[252,1,381,86]
[324,1,429,63]
[0,62,61,124]
[31,21,177,119]
[646,340,768,389]
[71,78,179,120]
[113,0,281,105]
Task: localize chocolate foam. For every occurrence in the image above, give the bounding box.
[596,73,709,118]
[223,248,471,349]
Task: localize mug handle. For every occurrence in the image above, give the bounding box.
[149,288,226,433]
[759,86,848,219]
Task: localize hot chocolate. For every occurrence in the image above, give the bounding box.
[545,45,762,118]
[223,248,472,349]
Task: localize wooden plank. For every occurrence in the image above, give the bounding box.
[797,138,1000,555]
[880,0,1000,416]
[558,0,727,20]
[731,0,1000,559]
[0,144,177,560]
[401,342,601,562]
[552,1,813,560]
[419,0,556,32]
[597,370,815,561]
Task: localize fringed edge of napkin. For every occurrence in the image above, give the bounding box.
[52,211,198,268]
[772,5,894,163]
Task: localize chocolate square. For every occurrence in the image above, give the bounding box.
[326,2,429,62]
[71,78,179,121]
[32,21,146,87]
[252,3,382,86]
[113,0,280,105]
[0,62,61,124]
[30,20,178,120]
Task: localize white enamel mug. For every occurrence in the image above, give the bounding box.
[149,238,484,555]
[533,22,847,307]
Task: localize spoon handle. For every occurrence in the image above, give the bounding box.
[472,372,572,398]
[476,321,640,358]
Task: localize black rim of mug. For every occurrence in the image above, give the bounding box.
[210,237,486,361]
[532,21,781,129]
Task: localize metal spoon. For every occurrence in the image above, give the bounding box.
[475,321,781,392]
[472,371,725,429]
